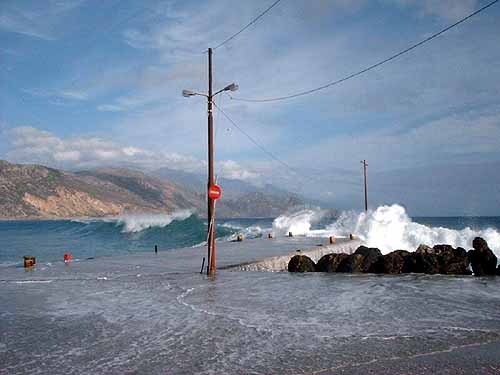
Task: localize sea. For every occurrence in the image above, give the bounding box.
[1,204,500,266]
[1,204,500,374]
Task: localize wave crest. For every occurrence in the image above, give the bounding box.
[271,205,500,256]
[116,210,193,233]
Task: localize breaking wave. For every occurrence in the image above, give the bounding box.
[115,210,193,233]
[272,209,325,236]
[270,205,500,256]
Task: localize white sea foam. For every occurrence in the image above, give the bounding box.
[116,210,192,233]
[272,209,324,236]
[222,222,267,240]
[271,205,500,256]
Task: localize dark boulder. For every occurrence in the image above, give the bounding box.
[354,246,382,272]
[414,244,470,275]
[468,237,497,276]
[288,255,316,273]
[416,244,433,254]
[337,254,365,273]
[316,253,349,272]
[373,250,414,274]
[414,252,440,274]
[437,246,470,275]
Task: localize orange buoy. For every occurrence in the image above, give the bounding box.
[64,253,72,262]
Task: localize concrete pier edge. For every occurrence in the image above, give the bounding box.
[228,239,362,272]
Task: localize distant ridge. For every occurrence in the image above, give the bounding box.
[0,160,305,219]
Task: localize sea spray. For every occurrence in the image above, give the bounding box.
[272,209,324,236]
[116,210,193,233]
[271,205,500,256]
[220,222,266,240]
[328,205,500,256]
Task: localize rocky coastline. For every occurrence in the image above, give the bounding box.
[288,237,500,277]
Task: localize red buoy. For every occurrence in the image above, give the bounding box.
[64,253,72,262]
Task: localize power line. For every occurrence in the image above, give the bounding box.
[213,0,283,50]
[213,102,362,188]
[214,102,296,172]
[230,0,499,103]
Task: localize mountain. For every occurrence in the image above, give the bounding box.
[153,167,301,200]
[0,161,204,219]
[0,161,304,219]
[153,167,306,216]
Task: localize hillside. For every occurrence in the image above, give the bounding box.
[0,161,204,219]
[0,161,304,219]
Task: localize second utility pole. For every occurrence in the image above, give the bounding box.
[361,160,368,212]
[207,47,216,276]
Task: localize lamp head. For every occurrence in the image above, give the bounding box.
[182,89,196,97]
[224,83,239,92]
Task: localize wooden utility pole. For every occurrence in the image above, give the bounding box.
[361,160,368,212]
[207,47,216,276]
[183,50,238,276]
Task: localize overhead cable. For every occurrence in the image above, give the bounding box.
[230,0,499,103]
[213,102,362,187]
[213,0,283,50]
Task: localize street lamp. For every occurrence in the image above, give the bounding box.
[182,47,238,276]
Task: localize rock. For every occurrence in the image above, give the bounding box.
[437,246,470,275]
[316,253,349,272]
[414,252,440,274]
[354,246,382,272]
[432,244,455,255]
[414,244,471,275]
[497,265,500,276]
[337,254,365,273]
[416,244,433,254]
[288,255,316,273]
[372,250,414,274]
[468,237,497,276]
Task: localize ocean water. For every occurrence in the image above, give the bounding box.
[1,204,500,374]
[1,204,499,266]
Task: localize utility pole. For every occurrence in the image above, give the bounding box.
[361,160,368,212]
[207,47,215,276]
[182,49,238,277]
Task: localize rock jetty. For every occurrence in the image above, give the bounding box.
[288,237,498,277]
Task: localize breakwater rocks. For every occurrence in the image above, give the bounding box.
[288,237,499,277]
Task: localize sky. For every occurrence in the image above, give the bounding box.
[1,0,500,215]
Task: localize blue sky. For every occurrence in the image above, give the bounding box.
[1,0,500,215]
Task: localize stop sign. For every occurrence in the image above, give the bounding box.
[208,184,222,200]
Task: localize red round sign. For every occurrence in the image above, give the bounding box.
[208,184,222,200]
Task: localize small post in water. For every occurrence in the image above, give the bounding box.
[155,245,158,254]
[200,257,206,274]
[288,232,293,237]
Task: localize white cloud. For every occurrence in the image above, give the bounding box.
[293,111,500,171]
[23,88,89,102]
[0,0,84,40]
[219,160,259,181]
[6,126,259,182]
[393,0,480,21]
[97,104,125,112]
